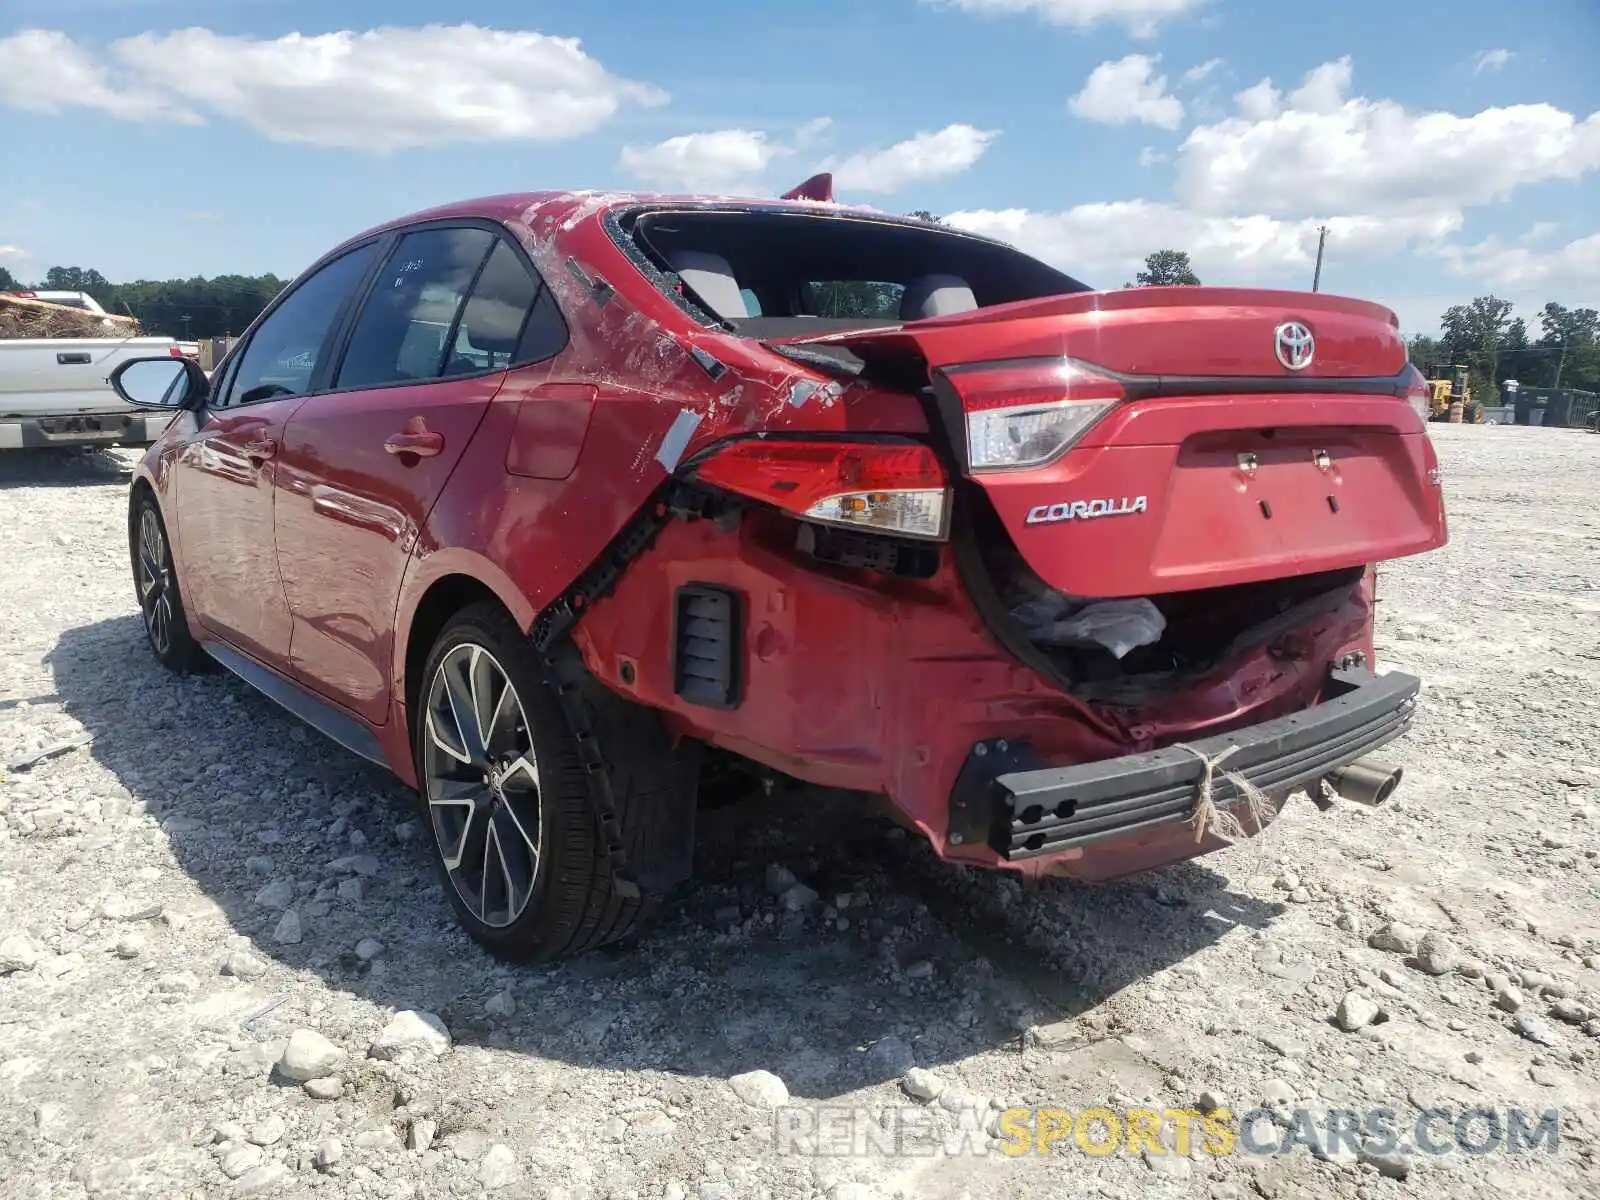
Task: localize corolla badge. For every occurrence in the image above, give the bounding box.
[1275,321,1316,371]
[1025,496,1148,525]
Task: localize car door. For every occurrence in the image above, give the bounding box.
[272,223,568,726]
[167,240,383,667]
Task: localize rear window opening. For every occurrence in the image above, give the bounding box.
[615,205,1091,337]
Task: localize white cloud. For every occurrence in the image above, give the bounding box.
[1184,58,1223,83]
[945,203,1458,286]
[1068,55,1184,130]
[1234,78,1281,120]
[1286,55,1353,113]
[0,244,27,261]
[0,29,195,123]
[619,130,788,193]
[1444,231,1600,294]
[933,0,1206,37]
[794,117,834,147]
[1138,146,1168,167]
[829,124,999,194]
[1179,58,1600,217]
[0,25,667,151]
[1473,48,1513,75]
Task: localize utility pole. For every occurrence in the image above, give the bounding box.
[1311,226,1328,292]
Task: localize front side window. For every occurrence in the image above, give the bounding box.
[224,241,381,407]
[335,227,495,389]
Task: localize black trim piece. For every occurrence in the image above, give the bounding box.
[563,257,615,308]
[968,666,1419,859]
[939,355,1415,400]
[201,641,388,768]
[689,345,727,380]
[672,584,743,709]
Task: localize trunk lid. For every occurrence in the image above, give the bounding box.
[767,287,1445,598]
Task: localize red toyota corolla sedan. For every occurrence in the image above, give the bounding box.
[111,177,1447,961]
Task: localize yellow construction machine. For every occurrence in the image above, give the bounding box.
[1426,364,1481,423]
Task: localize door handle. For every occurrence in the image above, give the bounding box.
[244,437,277,463]
[56,352,91,366]
[384,430,444,458]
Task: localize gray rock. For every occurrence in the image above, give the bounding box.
[354,938,384,961]
[729,1069,790,1108]
[369,1010,451,1062]
[477,1143,517,1189]
[1496,985,1526,1012]
[303,1076,343,1100]
[445,1130,494,1161]
[271,908,302,945]
[353,1127,399,1150]
[764,864,798,894]
[1413,931,1460,975]
[1550,999,1591,1025]
[336,878,363,902]
[1515,1014,1561,1047]
[313,1139,342,1172]
[902,1067,946,1102]
[277,1029,346,1081]
[114,932,145,959]
[254,879,294,910]
[1368,922,1420,955]
[0,932,40,973]
[484,988,516,1018]
[1336,991,1381,1031]
[219,1143,264,1179]
[865,1034,916,1076]
[222,950,267,980]
[781,883,819,911]
[1143,1147,1192,1177]
[235,1163,290,1195]
[1357,1148,1412,1180]
[247,1114,285,1146]
[407,1117,437,1151]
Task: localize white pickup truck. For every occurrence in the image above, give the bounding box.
[0,290,200,451]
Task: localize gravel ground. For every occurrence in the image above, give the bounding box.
[0,424,1597,1200]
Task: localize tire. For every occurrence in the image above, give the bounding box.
[412,601,698,962]
[129,490,210,673]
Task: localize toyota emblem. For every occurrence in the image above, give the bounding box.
[1275,322,1316,371]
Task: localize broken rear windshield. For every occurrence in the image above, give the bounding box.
[614,206,1091,337]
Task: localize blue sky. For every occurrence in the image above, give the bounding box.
[2,0,1597,336]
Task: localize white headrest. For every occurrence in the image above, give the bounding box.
[664,249,748,320]
[901,274,978,320]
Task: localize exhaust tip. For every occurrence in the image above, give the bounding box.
[1322,759,1403,807]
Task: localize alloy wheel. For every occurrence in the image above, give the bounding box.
[136,506,174,657]
[422,643,543,928]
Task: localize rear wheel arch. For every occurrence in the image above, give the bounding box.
[401,573,516,722]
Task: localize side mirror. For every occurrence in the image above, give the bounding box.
[109,355,211,410]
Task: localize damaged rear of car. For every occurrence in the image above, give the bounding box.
[570,190,1447,880]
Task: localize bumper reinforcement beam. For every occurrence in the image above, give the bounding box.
[949,666,1420,860]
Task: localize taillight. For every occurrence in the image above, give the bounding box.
[963,358,1124,472]
[691,439,950,541]
[1401,364,1432,422]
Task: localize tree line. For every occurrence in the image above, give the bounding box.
[0,263,286,341]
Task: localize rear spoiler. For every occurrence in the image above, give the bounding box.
[780,172,834,203]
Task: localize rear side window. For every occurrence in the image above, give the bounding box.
[335,228,495,389]
[446,240,568,373]
[224,241,381,407]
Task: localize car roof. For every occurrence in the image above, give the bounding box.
[319,190,964,264]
